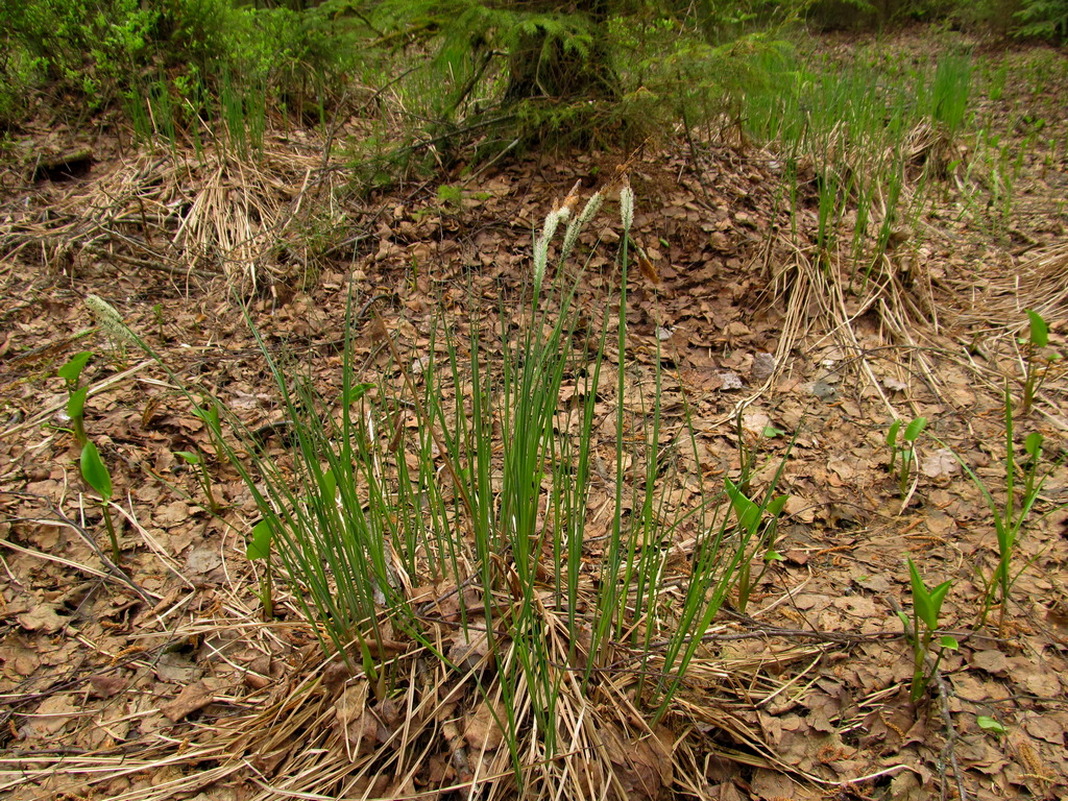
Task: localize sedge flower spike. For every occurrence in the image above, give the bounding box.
[534,206,571,295]
[561,191,604,262]
[619,185,634,232]
[533,235,549,294]
[85,294,137,349]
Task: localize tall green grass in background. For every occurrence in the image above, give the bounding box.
[741,47,976,277]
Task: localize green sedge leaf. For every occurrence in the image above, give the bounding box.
[174,450,201,465]
[80,441,113,501]
[58,352,92,389]
[247,519,274,561]
[1025,309,1049,348]
[886,419,902,448]
[319,468,337,501]
[67,386,89,420]
[977,716,1007,734]
[904,416,928,443]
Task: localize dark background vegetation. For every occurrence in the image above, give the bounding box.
[2,0,1065,164]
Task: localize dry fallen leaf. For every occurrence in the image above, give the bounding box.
[17,604,68,634]
[89,674,128,699]
[921,448,959,478]
[464,698,506,751]
[160,679,221,722]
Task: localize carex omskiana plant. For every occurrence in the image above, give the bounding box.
[112,185,789,789]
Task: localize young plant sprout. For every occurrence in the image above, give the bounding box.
[175,449,221,513]
[886,416,928,498]
[899,557,957,703]
[58,351,93,447]
[933,386,1061,631]
[247,518,275,619]
[1019,308,1059,415]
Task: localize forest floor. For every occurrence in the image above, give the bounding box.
[1,28,1067,801]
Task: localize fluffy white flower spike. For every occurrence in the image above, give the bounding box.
[619,184,634,233]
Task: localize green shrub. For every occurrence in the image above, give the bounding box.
[1015,0,1068,39]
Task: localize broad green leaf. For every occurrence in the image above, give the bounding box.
[67,386,89,420]
[58,352,92,389]
[762,425,786,438]
[1025,309,1049,348]
[725,478,761,535]
[193,402,221,435]
[247,519,274,561]
[886,419,902,448]
[977,716,1006,734]
[765,494,789,518]
[940,635,959,650]
[174,450,202,465]
[907,558,936,628]
[1024,432,1043,459]
[927,579,953,622]
[81,441,113,501]
[907,558,952,630]
[342,382,376,406]
[904,416,927,443]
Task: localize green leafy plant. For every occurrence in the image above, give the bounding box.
[727,477,789,614]
[1014,0,1068,41]
[174,449,221,513]
[936,388,1060,631]
[886,416,928,497]
[247,518,275,619]
[58,351,92,447]
[898,557,957,703]
[1019,308,1060,415]
[81,440,120,562]
[977,715,1008,735]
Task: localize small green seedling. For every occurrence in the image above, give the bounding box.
[1019,309,1059,415]
[978,717,1003,739]
[192,400,224,460]
[152,303,165,340]
[175,450,221,513]
[899,557,957,702]
[977,715,1007,736]
[58,352,93,447]
[247,518,275,619]
[81,440,121,562]
[886,416,927,497]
